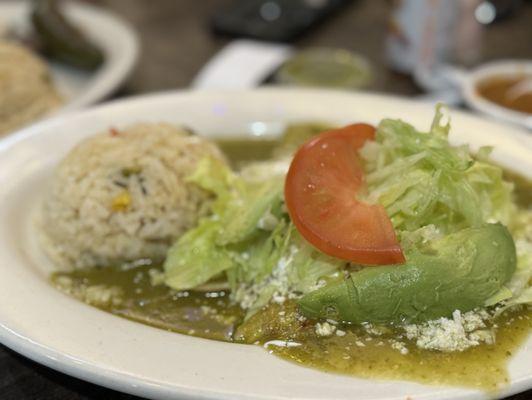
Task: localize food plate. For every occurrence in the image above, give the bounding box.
[0,89,531,400]
[0,0,139,113]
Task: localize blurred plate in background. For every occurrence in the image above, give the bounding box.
[463,60,532,131]
[0,0,139,113]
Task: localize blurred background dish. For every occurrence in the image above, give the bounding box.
[463,60,532,129]
[0,0,138,133]
[85,0,531,119]
[275,48,372,89]
[0,39,62,136]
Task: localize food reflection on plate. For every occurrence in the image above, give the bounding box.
[35,107,532,392]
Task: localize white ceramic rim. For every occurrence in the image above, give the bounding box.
[0,88,531,400]
[0,0,139,112]
[462,60,532,130]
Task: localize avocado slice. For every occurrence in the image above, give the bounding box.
[298,223,516,324]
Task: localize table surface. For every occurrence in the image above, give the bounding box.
[1,0,532,399]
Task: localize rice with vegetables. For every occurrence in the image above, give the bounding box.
[39,123,226,269]
[0,40,61,135]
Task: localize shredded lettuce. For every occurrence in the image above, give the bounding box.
[361,106,531,311]
[491,210,532,311]
[164,157,341,317]
[360,105,531,311]
[360,105,516,236]
[164,158,238,290]
[164,108,532,318]
[164,219,234,290]
[217,178,284,245]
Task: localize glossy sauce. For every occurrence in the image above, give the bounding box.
[53,265,243,341]
[269,309,531,391]
[216,138,278,169]
[477,75,532,114]
[51,266,532,392]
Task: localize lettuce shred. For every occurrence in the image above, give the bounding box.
[164,108,532,317]
[360,105,530,311]
[359,105,515,235]
[492,210,532,312]
[164,157,342,318]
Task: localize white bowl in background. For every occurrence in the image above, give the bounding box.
[462,60,532,130]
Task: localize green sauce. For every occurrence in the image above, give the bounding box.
[268,308,531,391]
[52,265,243,342]
[216,138,279,169]
[51,267,532,392]
[216,123,332,168]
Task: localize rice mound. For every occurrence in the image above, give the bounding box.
[40,123,226,269]
[0,40,62,136]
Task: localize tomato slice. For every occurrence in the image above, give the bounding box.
[284,123,405,265]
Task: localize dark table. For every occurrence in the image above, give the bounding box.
[1,0,532,399]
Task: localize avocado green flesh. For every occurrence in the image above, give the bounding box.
[299,223,517,324]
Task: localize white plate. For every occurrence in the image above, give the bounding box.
[0,89,531,400]
[0,0,139,114]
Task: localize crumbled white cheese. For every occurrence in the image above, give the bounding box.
[315,322,337,337]
[272,293,287,304]
[390,340,409,355]
[83,285,123,307]
[361,322,387,336]
[403,309,494,352]
[148,268,165,286]
[309,279,327,291]
[233,245,300,310]
[419,224,443,243]
[257,209,279,231]
[200,305,216,315]
[263,340,302,348]
[297,314,307,323]
[54,277,123,308]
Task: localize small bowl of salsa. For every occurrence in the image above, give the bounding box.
[463,60,532,130]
